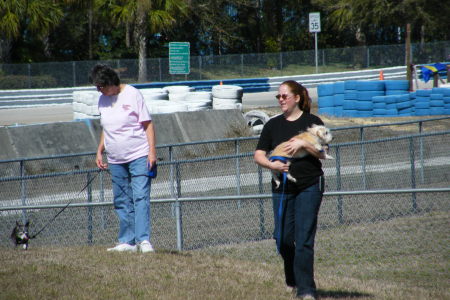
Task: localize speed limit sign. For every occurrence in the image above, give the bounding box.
[309,12,321,33]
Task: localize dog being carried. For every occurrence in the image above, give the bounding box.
[270,124,333,188]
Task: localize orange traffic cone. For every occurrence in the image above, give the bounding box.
[379,70,384,80]
[220,81,223,85]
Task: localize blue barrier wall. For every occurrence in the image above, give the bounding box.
[318,80,450,117]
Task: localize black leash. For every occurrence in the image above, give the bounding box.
[30,170,101,239]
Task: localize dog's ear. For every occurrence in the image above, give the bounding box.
[25,221,30,227]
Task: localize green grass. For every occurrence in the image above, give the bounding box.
[1,211,448,300]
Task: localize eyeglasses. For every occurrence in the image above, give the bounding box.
[275,94,292,100]
[96,86,104,91]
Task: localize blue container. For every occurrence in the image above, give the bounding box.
[356,81,385,91]
[373,109,386,115]
[415,109,430,116]
[358,91,384,101]
[318,84,335,97]
[416,89,432,97]
[384,80,409,90]
[372,96,386,103]
[430,94,444,100]
[356,101,373,110]
[342,110,358,117]
[430,108,444,115]
[415,102,430,109]
[333,82,345,94]
[344,91,358,100]
[373,102,386,109]
[430,100,444,107]
[343,100,356,110]
[318,96,334,108]
[397,101,413,110]
[344,80,359,90]
[333,94,345,106]
[385,90,409,95]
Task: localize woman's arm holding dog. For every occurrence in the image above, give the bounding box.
[254,150,289,172]
[284,138,326,159]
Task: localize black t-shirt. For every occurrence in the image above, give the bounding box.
[256,112,324,193]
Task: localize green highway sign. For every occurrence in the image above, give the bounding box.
[169,42,190,75]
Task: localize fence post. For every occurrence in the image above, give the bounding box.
[27,64,31,88]
[99,170,106,230]
[257,166,267,239]
[20,160,28,224]
[198,56,202,80]
[241,54,244,77]
[409,137,417,213]
[418,121,425,183]
[235,140,241,208]
[335,146,344,224]
[175,162,184,251]
[360,127,367,189]
[87,172,93,245]
[72,61,76,87]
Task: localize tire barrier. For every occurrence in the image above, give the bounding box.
[211,85,243,111]
[72,90,101,120]
[318,80,450,117]
[243,110,270,135]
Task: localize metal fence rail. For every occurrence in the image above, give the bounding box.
[0,121,449,260]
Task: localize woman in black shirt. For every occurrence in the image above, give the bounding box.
[254,80,326,300]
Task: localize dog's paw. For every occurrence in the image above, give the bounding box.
[286,173,297,183]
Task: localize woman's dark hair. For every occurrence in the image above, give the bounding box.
[281,80,311,113]
[89,64,120,87]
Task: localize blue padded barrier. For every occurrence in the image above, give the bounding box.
[356,81,385,91]
[317,80,450,117]
[317,84,334,97]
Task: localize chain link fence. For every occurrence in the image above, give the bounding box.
[0,121,449,265]
[0,41,449,89]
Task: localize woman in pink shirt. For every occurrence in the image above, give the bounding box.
[89,64,156,253]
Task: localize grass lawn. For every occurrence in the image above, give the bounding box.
[1,211,448,300]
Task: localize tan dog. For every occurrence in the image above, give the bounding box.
[270,124,333,188]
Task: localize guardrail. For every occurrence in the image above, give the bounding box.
[0,66,406,108]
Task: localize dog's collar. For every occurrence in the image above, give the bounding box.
[269,156,290,163]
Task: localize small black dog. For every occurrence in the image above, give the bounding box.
[11,221,31,250]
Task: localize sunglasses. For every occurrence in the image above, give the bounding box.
[96,86,104,91]
[275,94,292,100]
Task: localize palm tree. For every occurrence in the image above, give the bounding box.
[111,0,189,82]
[0,0,63,62]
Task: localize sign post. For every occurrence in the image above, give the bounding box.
[309,12,321,74]
[169,42,190,75]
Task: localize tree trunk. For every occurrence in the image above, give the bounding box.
[136,10,147,82]
[88,1,93,60]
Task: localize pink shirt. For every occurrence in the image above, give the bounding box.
[98,85,151,164]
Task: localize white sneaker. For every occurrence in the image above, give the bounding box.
[139,240,154,253]
[107,243,137,252]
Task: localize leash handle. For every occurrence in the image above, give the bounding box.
[147,161,157,179]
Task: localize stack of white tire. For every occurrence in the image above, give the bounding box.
[140,88,170,114]
[212,85,243,110]
[72,90,101,120]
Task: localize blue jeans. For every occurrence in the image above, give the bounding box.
[109,156,151,245]
[272,180,323,297]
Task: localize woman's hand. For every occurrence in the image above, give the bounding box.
[283,138,308,156]
[96,152,107,169]
[147,152,157,169]
[271,160,290,173]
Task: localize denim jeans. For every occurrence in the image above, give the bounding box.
[272,179,323,297]
[109,156,151,245]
